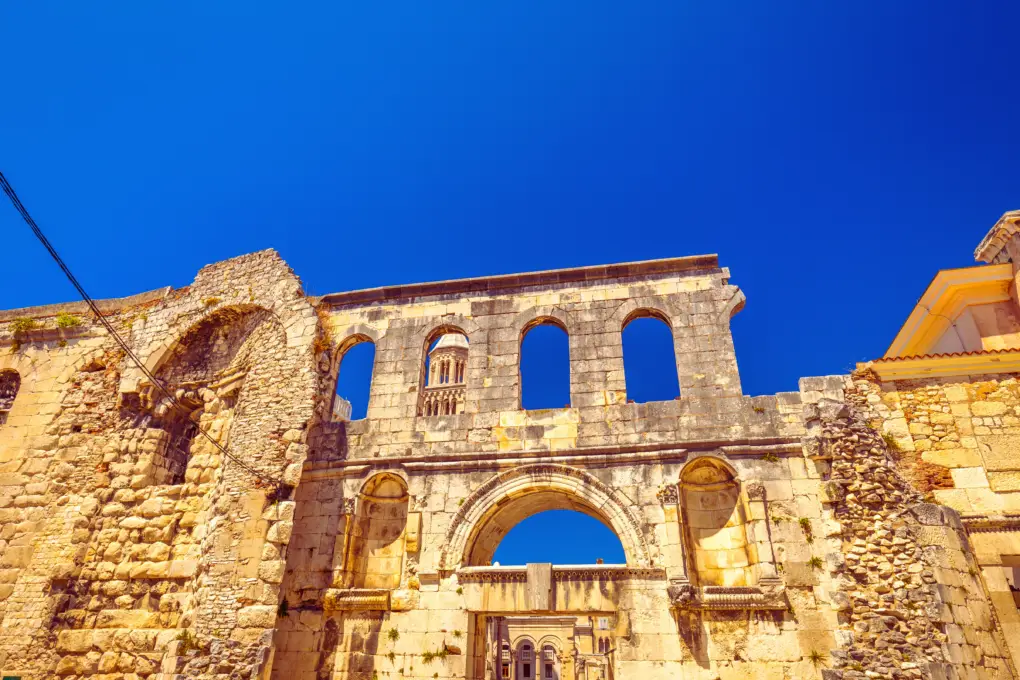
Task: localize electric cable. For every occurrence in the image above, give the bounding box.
[0,170,281,488]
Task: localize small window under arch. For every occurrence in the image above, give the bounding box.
[334,338,376,421]
[520,321,570,410]
[0,370,20,426]
[622,313,679,403]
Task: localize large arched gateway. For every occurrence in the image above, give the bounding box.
[440,464,651,571]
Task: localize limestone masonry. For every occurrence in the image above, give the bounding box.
[2,212,1020,680]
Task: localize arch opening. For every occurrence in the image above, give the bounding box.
[0,370,21,426]
[419,327,468,416]
[443,464,650,570]
[520,321,570,410]
[622,313,679,403]
[334,336,375,421]
[541,643,560,680]
[517,640,535,680]
[141,306,281,485]
[470,494,626,566]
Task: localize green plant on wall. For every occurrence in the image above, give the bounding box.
[799,517,813,543]
[56,312,82,328]
[8,317,36,352]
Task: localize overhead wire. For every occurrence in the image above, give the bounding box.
[0,170,281,488]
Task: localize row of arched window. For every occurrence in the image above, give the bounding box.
[334,312,682,420]
[499,641,560,680]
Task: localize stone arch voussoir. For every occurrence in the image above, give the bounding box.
[512,306,572,340]
[440,463,651,570]
[610,298,674,330]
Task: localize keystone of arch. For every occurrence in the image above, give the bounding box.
[439,463,651,571]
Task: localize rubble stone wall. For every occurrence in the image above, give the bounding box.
[0,250,323,680]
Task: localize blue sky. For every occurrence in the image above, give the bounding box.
[3,2,1018,564]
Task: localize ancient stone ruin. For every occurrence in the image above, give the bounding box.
[1,212,1020,679]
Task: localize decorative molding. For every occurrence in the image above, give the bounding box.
[868,348,1020,382]
[961,514,1020,534]
[457,565,666,584]
[975,210,1020,264]
[341,497,356,515]
[668,584,787,612]
[657,484,679,505]
[300,438,805,478]
[881,263,1013,359]
[745,482,766,500]
[322,588,390,612]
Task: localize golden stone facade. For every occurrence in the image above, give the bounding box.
[0,213,1019,679]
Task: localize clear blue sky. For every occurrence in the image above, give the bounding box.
[3,3,1018,563]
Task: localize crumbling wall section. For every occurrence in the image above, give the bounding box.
[803,376,1015,680]
[0,250,323,680]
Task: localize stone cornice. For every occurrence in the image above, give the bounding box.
[316,255,721,307]
[456,565,666,583]
[0,286,172,321]
[301,437,805,480]
[883,263,1013,359]
[961,513,1020,534]
[975,210,1020,264]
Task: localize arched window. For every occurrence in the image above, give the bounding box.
[542,644,557,679]
[517,642,534,680]
[622,312,679,403]
[491,510,625,566]
[335,337,376,421]
[0,370,20,426]
[501,641,512,679]
[419,329,468,416]
[520,321,570,410]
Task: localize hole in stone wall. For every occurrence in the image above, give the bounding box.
[520,322,570,410]
[490,510,625,566]
[419,330,468,416]
[0,370,20,426]
[622,314,679,403]
[334,340,375,421]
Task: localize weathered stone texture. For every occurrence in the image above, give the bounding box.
[0,250,1015,680]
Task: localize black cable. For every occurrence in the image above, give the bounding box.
[0,171,280,487]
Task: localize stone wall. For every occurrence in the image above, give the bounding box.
[802,377,1015,680]
[0,251,1016,680]
[0,250,323,680]
[321,257,803,462]
[854,372,1020,514]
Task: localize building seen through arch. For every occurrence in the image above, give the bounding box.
[419,331,468,415]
